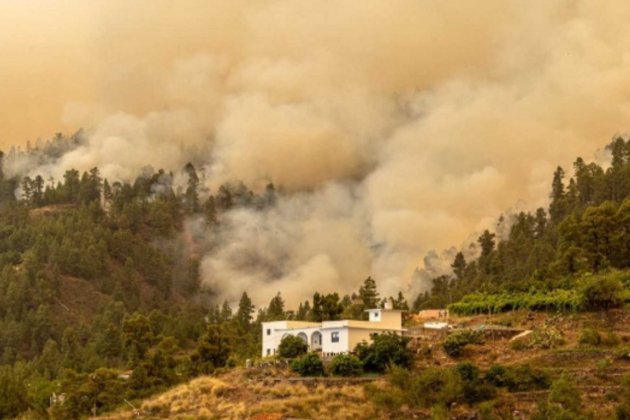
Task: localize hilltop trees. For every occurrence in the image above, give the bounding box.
[359,276,379,309]
[413,137,630,312]
[236,292,254,328]
[266,293,286,321]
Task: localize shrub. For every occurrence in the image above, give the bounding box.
[455,362,496,404]
[278,335,308,358]
[529,325,565,349]
[354,333,412,373]
[603,331,622,347]
[581,275,624,310]
[407,367,463,408]
[617,374,630,419]
[364,382,405,411]
[580,328,620,347]
[548,373,582,412]
[503,364,551,392]
[370,363,496,411]
[455,362,479,382]
[329,354,363,377]
[580,328,602,346]
[485,364,509,387]
[595,358,612,378]
[442,330,483,357]
[532,373,586,420]
[290,353,324,376]
[485,363,550,392]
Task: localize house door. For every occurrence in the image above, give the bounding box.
[311,331,322,351]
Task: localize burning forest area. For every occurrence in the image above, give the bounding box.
[3,1,630,418]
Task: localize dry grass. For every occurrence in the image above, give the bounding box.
[98,370,381,419]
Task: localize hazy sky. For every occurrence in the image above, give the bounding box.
[3,1,630,303]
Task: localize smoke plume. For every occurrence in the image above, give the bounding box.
[3,0,630,305]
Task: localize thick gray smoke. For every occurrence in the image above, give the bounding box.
[4,1,630,305]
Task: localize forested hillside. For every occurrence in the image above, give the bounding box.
[0,135,406,419]
[0,137,275,418]
[1,134,630,418]
[414,137,630,312]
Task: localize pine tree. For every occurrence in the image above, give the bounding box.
[478,230,496,258]
[236,292,254,328]
[534,208,547,238]
[183,163,200,213]
[267,292,285,320]
[550,166,567,222]
[451,252,467,280]
[359,277,379,309]
[219,301,232,322]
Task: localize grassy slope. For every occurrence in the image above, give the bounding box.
[98,368,380,420]
[98,309,630,419]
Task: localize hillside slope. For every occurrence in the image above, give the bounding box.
[99,309,630,419]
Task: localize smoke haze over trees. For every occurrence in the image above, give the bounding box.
[5,1,630,304]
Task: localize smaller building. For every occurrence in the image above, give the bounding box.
[416,309,449,320]
[261,308,405,357]
[423,321,450,330]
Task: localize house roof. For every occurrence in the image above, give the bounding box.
[364,308,405,312]
[262,318,404,332]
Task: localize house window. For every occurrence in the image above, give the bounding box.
[266,329,271,335]
[266,349,271,356]
[331,332,339,343]
[373,311,379,318]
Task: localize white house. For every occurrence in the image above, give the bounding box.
[261,307,405,358]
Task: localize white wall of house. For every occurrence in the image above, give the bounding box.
[261,309,405,357]
[320,328,348,355]
[261,321,320,357]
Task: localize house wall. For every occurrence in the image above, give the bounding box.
[261,311,404,357]
[347,328,378,351]
[367,309,402,329]
[261,321,287,357]
[321,328,349,355]
[379,311,403,329]
[261,322,321,357]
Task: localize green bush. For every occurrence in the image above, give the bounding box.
[329,354,363,377]
[605,332,621,347]
[449,289,581,316]
[580,328,602,346]
[617,374,630,419]
[442,330,483,357]
[530,325,565,349]
[485,364,509,387]
[290,353,324,376]
[581,328,620,347]
[485,363,550,392]
[581,275,624,310]
[455,362,496,404]
[355,333,412,373]
[278,335,308,358]
[504,364,551,392]
[532,373,587,420]
[407,367,463,408]
[369,363,497,412]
